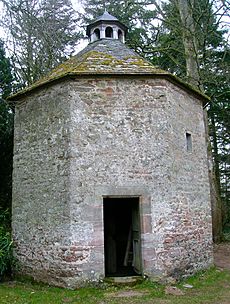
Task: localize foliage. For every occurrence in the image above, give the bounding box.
[0,40,13,213]
[79,0,158,53]
[0,267,230,303]
[0,208,13,279]
[223,224,230,241]
[0,0,82,86]
[0,209,13,279]
[80,0,230,233]
[0,40,12,99]
[0,0,229,236]
[0,40,13,280]
[0,100,13,212]
[0,228,12,278]
[149,0,230,232]
[206,47,230,227]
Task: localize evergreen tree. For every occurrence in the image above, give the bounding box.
[79,0,157,53]
[154,0,229,237]
[81,0,230,237]
[0,40,13,213]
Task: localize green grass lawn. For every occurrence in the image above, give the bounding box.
[0,268,230,304]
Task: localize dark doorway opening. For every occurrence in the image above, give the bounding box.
[103,197,142,277]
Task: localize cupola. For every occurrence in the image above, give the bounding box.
[86,11,128,43]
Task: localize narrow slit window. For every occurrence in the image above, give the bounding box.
[186,132,192,152]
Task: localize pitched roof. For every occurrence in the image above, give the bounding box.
[8,39,209,101]
[94,11,118,22]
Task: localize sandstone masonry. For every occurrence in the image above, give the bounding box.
[11,75,213,288]
[9,15,213,288]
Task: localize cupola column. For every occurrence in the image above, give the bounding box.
[113,27,118,40]
[100,26,105,39]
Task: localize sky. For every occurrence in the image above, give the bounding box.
[1,1,229,52]
[0,0,88,52]
[71,0,89,52]
[69,0,158,52]
[71,0,84,12]
[0,1,85,34]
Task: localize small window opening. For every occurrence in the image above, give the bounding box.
[94,28,100,40]
[118,29,123,41]
[105,26,113,38]
[186,132,192,152]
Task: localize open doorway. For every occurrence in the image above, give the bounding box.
[103,197,142,277]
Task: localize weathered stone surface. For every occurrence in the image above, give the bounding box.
[12,76,213,288]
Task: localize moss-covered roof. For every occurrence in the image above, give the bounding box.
[8,39,209,101]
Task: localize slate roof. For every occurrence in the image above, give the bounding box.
[8,39,209,101]
[77,38,146,60]
[94,11,118,22]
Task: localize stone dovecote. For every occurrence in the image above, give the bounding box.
[8,13,213,289]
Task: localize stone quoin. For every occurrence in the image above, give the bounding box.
[8,11,213,288]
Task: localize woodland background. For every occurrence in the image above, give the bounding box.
[0,0,229,277]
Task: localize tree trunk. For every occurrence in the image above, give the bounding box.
[177,0,201,88]
[177,0,223,242]
[204,110,223,242]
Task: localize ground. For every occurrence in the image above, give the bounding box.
[214,242,230,271]
[0,243,230,304]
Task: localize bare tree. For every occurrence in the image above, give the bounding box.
[0,0,81,86]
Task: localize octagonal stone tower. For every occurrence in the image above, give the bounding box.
[8,12,213,288]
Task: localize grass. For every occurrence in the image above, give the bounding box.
[0,268,230,304]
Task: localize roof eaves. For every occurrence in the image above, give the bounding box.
[7,71,209,103]
[164,74,210,103]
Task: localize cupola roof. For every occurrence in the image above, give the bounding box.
[94,11,119,22]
